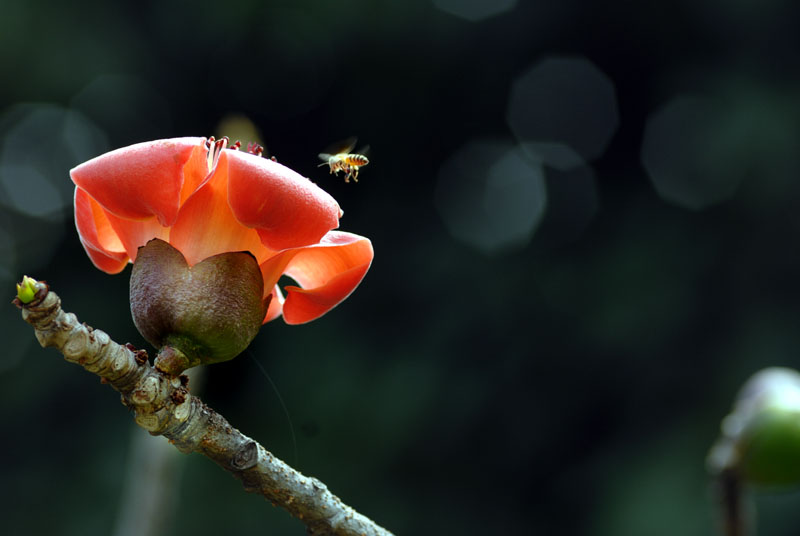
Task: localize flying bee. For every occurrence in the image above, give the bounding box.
[318,137,369,183]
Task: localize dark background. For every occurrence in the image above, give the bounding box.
[3,0,800,534]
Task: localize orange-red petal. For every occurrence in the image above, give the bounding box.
[179,138,214,204]
[79,238,129,273]
[74,188,129,273]
[263,285,285,323]
[104,210,170,263]
[226,149,341,251]
[169,150,269,267]
[70,137,205,226]
[257,231,373,325]
[283,262,372,324]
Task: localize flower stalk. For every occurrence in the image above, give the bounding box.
[14,278,393,536]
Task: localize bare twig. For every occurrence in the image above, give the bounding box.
[707,430,750,536]
[15,279,393,536]
[717,468,746,536]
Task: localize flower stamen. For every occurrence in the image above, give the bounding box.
[246,142,264,157]
[205,136,230,172]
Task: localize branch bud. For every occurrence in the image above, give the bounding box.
[16,275,39,303]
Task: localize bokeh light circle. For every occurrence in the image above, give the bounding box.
[435,140,547,254]
[432,0,518,21]
[507,56,619,162]
[0,104,108,221]
[641,95,746,210]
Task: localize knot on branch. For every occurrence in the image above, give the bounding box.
[126,343,149,365]
[232,440,259,471]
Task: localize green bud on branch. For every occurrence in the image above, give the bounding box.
[15,275,40,304]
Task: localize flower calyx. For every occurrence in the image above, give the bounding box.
[130,238,269,375]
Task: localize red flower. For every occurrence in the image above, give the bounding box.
[71,137,373,325]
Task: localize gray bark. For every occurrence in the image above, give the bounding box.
[16,280,393,536]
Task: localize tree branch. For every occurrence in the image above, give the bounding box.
[14,279,393,536]
[717,468,746,536]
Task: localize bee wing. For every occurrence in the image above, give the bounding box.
[321,136,358,155]
[356,144,370,157]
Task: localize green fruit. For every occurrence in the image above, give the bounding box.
[739,408,800,486]
[714,367,800,488]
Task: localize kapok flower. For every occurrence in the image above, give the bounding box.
[71,137,373,371]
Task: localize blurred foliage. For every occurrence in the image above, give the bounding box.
[4,0,800,534]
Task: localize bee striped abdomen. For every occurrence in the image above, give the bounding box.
[345,154,369,166]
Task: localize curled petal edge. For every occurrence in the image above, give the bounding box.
[74,188,130,273]
[258,232,373,325]
[283,262,371,325]
[263,285,285,323]
[79,238,129,274]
